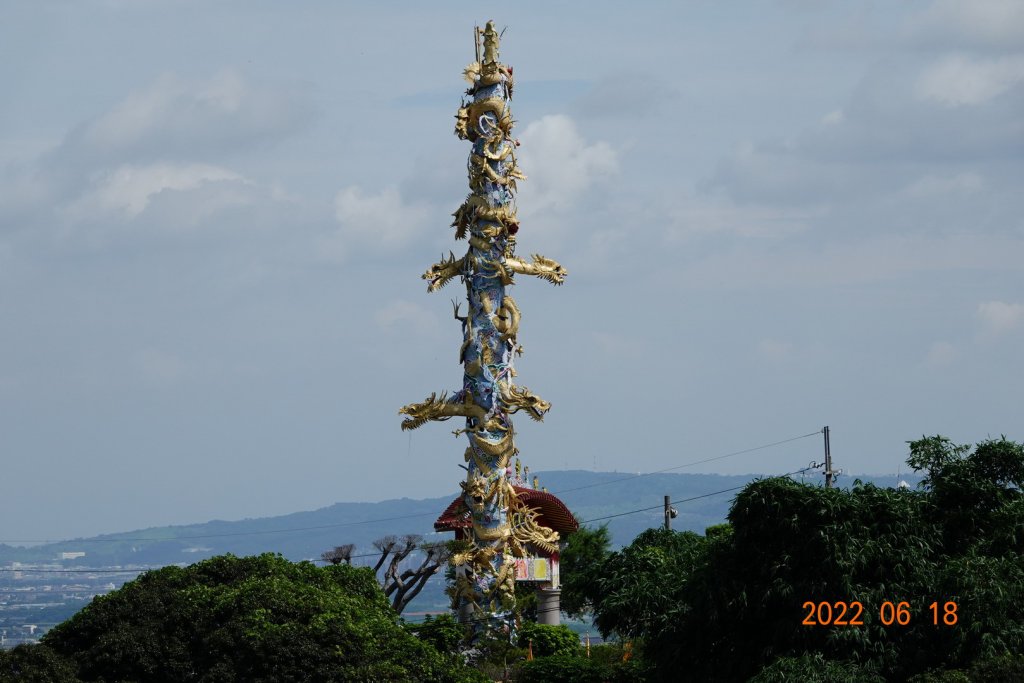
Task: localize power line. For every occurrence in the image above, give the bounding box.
[2,465,820,571]
[580,465,820,525]
[0,429,821,545]
[553,430,821,495]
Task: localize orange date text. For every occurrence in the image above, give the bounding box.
[801,601,958,627]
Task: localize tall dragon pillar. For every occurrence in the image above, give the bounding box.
[399,21,565,632]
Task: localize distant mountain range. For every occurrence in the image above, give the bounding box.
[0,469,921,568]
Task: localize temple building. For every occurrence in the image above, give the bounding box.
[434,479,578,625]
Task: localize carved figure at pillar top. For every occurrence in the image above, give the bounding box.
[398,20,565,633]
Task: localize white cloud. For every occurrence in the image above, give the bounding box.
[0,68,313,241]
[707,137,861,207]
[516,115,617,216]
[64,69,313,163]
[916,54,1024,107]
[666,195,817,242]
[571,73,679,120]
[74,163,246,217]
[913,0,1024,49]
[821,109,845,126]
[331,186,431,256]
[0,166,51,224]
[977,300,1024,334]
[708,53,1024,213]
[925,341,957,367]
[664,233,1024,290]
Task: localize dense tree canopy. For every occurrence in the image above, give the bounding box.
[27,553,484,682]
[575,436,1024,682]
[558,522,611,619]
[0,643,82,683]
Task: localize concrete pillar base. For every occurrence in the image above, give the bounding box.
[457,602,475,625]
[536,587,561,626]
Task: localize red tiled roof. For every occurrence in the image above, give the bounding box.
[434,486,579,536]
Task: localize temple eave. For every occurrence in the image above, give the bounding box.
[434,486,579,537]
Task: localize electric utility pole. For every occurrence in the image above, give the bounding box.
[823,425,835,488]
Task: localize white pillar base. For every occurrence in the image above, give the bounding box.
[536,587,561,626]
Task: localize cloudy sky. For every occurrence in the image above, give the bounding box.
[2,1,1022,541]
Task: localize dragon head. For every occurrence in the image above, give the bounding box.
[501,384,552,421]
[421,252,463,292]
[460,473,490,514]
[532,254,567,285]
[522,396,552,421]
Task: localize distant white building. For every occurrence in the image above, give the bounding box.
[60,551,86,560]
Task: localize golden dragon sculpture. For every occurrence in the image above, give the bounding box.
[399,20,570,635]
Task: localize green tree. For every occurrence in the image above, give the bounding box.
[749,653,884,683]
[909,436,1024,552]
[906,435,972,489]
[516,655,608,683]
[406,613,467,654]
[966,654,1024,682]
[908,655,1024,683]
[907,670,972,683]
[516,652,646,683]
[558,522,611,619]
[514,580,539,622]
[42,553,485,683]
[516,622,580,657]
[0,644,81,683]
[326,535,453,615]
[590,527,708,641]
[578,436,1024,682]
[465,625,527,682]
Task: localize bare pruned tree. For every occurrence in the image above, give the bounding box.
[324,535,452,615]
[372,535,399,573]
[320,544,355,565]
[381,536,453,614]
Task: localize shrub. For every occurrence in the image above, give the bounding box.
[516,622,580,657]
[750,653,885,683]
